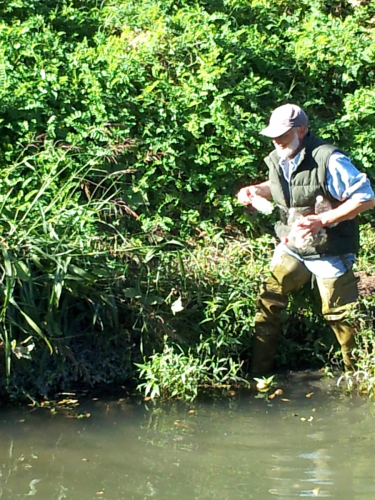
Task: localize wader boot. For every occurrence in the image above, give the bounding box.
[252,251,311,374]
[329,321,356,372]
[252,252,359,374]
[316,269,359,372]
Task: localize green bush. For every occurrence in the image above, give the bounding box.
[0,0,375,399]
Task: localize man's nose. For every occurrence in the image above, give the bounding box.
[273,137,285,146]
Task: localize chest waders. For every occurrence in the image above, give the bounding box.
[251,135,359,374]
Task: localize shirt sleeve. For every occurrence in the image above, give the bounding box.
[327,152,375,202]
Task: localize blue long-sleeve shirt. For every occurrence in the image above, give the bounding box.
[275,151,374,278]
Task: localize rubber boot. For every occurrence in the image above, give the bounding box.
[251,249,311,374]
[251,323,279,375]
[316,269,359,372]
[328,321,357,372]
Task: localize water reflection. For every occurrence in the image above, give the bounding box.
[0,374,374,499]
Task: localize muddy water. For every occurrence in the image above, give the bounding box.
[1,372,375,500]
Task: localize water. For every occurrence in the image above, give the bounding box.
[1,371,375,500]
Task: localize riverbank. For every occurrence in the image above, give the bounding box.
[1,228,375,402]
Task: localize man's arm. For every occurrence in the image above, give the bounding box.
[320,198,374,226]
[297,152,375,236]
[237,180,272,205]
[297,198,375,236]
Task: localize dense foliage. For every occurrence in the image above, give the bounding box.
[0,0,375,400]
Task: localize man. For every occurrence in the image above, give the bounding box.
[237,103,374,373]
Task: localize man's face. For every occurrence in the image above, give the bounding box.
[272,127,302,160]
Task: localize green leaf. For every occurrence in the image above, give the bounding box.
[9,298,53,354]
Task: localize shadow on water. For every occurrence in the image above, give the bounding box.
[0,371,375,499]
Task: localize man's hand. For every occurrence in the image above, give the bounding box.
[237,181,272,206]
[237,186,257,205]
[295,198,375,238]
[293,215,324,238]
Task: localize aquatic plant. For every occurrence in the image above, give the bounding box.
[136,335,244,401]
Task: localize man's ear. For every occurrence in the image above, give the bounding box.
[297,125,308,140]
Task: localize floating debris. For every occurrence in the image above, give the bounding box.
[57,399,78,405]
[269,388,284,399]
[300,416,314,422]
[174,420,188,428]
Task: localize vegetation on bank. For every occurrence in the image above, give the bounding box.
[0,0,375,400]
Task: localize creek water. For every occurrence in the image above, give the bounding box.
[1,371,375,500]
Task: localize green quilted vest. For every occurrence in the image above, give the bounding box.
[264,133,359,258]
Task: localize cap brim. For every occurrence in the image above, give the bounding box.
[260,124,293,138]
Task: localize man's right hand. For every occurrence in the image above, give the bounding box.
[237,186,258,205]
[237,181,272,206]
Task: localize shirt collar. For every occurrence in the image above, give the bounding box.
[279,151,302,168]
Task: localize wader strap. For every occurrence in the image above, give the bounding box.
[311,273,316,290]
[340,254,351,271]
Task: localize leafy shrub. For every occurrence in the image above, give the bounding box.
[136,335,244,401]
[0,0,375,399]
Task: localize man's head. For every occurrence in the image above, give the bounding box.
[260,104,308,159]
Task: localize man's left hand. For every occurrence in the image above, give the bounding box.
[294,215,324,237]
